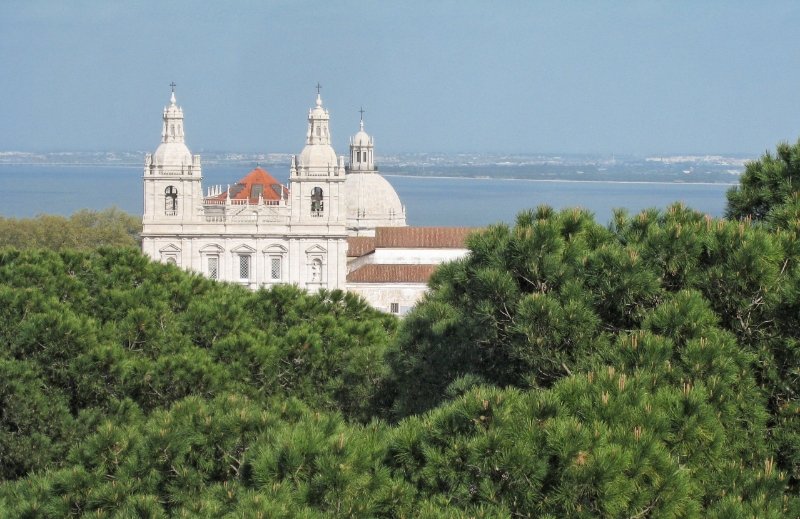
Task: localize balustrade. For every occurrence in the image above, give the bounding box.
[204,214,288,224]
[203,198,284,206]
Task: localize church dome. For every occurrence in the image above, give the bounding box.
[298,142,338,167]
[153,141,192,166]
[352,120,371,146]
[345,171,406,235]
[310,91,326,115]
[353,131,370,146]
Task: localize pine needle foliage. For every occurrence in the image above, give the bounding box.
[726,139,800,221]
[389,202,800,516]
[0,247,396,476]
[2,191,800,516]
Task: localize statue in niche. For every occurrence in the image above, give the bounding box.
[310,259,321,282]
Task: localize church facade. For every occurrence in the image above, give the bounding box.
[141,88,468,313]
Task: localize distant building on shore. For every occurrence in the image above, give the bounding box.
[141,88,471,314]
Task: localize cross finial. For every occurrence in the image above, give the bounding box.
[359,107,365,120]
[170,82,176,92]
[316,82,322,94]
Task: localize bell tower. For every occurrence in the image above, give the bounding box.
[288,89,347,226]
[285,86,348,292]
[142,86,203,224]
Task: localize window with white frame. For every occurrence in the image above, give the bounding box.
[270,257,281,281]
[238,255,250,281]
[208,256,219,280]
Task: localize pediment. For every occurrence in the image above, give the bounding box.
[199,243,225,253]
[159,243,181,253]
[263,244,288,253]
[305,244,327,254]
[231,243,257,253]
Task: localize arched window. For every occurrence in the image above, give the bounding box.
[311,187,324,214]
[165,186,178,213]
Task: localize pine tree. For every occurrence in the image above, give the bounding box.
[726,139,800,221]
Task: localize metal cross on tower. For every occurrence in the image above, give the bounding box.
[316,82,322,94]
[170,82,176,92]
[359,107,365,120]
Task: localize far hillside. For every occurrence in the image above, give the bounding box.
[0,207,141,250]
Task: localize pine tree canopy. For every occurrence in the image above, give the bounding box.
[726,139,800,221]
[1,193,800,516]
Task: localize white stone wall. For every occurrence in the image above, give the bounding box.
[347,247,469,273]
[142,230,348,292]
[372,247,468,265]
[346,282,428,315]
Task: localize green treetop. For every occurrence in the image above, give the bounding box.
[726,139,800,221]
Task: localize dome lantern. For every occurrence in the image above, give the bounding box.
[344,113,406,236]
[295,86,340,175]
[348,111,374,172]
[152,85,192,168]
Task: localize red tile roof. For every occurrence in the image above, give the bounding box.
[374,227,477,249]
[347,264,439,283]
[211,168,289,203]
[347,237,376,257]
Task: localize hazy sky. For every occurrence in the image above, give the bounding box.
[1,1,799,155]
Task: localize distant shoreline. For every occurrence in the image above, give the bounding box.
[382,174,738,187]
[0,163,142,167]
[0,163,739,186]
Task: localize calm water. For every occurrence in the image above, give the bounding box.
[0,164,732,226]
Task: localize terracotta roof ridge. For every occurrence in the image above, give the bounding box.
[346,263,439,283]
[208,167,289,201]
[373,226,479,249]
[347,236,377,257]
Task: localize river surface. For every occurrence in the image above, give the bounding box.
[0,164,733,226]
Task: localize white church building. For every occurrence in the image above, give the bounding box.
[141,88,471,313]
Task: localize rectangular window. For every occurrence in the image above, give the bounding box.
[208,256,218,280]
[270,257,281,281]
[239,255,250,280]
[390,303,399,314]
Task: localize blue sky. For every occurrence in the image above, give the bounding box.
[1,1,799,155]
